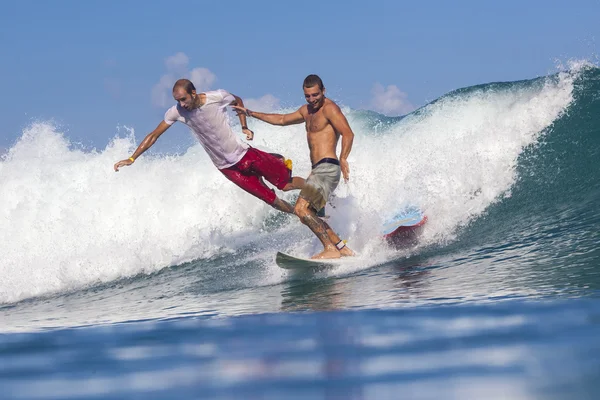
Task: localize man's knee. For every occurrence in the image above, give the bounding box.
[294,198,312,220]
[293,204,304,218]
[294,198,305,212]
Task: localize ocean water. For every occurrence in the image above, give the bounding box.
[1,62,600,399]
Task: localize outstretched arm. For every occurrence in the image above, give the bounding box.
[231,104,305,126]
[325,104,354,181]
[113,121,171,171]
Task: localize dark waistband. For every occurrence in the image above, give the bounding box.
[312,158,340,169]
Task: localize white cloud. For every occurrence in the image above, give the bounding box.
[165,52,189,74]
[189,68,216,91]
[151,52,217,107]
[370,83,414,116]
[243,94,281,112]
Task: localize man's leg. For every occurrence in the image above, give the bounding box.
[251,149,305,193]
[221,168,294,214]
[294,197,340,259]
[295,177,354,256]
[283,176,305,191]
[272,197,295,213]
[322,221,355,257]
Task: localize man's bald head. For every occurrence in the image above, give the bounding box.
[173,79,196,95]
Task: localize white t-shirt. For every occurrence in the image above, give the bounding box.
[164,89,249,169]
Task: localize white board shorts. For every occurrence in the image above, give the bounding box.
[299,159,341,212]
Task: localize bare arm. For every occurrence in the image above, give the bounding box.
[231,104,305,126]
[325,104,355,181]
[113,121,171,171]
[229,94,253,140]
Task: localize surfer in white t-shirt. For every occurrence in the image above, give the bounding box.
[114,79,304,214]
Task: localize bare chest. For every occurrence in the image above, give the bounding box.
[305,111,329,133]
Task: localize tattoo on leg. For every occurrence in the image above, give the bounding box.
[318,220,339,243]
[301,212,332,246]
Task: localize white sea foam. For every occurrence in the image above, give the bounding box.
[0,67,579,303]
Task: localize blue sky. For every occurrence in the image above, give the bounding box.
[1,0,599,152]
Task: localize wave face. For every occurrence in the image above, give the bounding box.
[1,63,595,306]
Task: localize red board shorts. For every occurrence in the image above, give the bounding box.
[220,147,292,205]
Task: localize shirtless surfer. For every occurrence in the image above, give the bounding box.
[114,79,304,213]
[232,74,355,259]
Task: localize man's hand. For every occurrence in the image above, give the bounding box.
[242,128,254,141]
[114,158,134,172]
[231,105,252,116]
[340,159,350,182]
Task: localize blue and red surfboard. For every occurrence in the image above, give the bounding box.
[382,207,428,248]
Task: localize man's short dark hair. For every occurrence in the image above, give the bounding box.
[303,74,324,90]
[173,79,196,95]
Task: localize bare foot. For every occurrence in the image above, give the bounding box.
[311,249,341,259]
[340,246,355,257]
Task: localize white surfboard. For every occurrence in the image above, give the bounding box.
[275,251,344,270]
